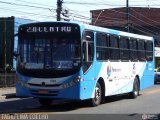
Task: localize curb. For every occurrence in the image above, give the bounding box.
[0,96,6,99]
[0,93,16,99]
[5,93,17,99]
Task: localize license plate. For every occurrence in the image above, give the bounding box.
[38,90,49,94]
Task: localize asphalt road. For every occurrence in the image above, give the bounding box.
[0,84,160,120]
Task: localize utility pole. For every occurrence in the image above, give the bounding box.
[57,0,63,21]
[126,0,129,32]
[2,18,6,73]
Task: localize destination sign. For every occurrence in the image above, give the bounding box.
[26,26,72,33]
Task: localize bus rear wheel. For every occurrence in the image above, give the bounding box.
[90,82,102,107]
[129,77,139,99]
[38,98,53,106]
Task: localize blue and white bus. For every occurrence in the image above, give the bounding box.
[15,21,154,106]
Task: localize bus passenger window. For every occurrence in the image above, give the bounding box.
[129,39,138,61]
[109,35,120,60]
[145,41,153,61]
[119,37,129,61]
[96,32,109,61]
[138,40,146,61]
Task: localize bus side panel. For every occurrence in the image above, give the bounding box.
[97,62,134,96]
[78,61,154,100]
[16,82,31,97]
[79,62,103,100]
[16,73,31,97]
[140,61,154,90]
[94,61,154,96]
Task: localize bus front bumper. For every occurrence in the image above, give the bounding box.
[16,82,80,100]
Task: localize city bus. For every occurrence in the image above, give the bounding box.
[15,21,154,106]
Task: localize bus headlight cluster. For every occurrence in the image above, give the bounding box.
[17,80,29,87]
[61,76,81,89]
[17,77,29,88]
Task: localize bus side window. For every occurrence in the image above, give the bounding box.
[129,38,138,61]
[96,32,109,61]
[145,41,153,61]
[109,35,120,61]
[119,37,129,61]
[138,40,146,61]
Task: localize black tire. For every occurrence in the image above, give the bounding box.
[90,82,102,107]
[39,98,53,106]
[129,77,139,99]
[154,80,157,84]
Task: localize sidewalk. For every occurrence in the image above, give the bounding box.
[0,87,16,99]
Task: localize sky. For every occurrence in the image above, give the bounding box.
[0,0,159,23]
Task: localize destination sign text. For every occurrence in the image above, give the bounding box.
[26,26,72,33]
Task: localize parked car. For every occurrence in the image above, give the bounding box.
[154,68,160,84]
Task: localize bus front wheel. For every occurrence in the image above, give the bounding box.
[90,82,102,107]
[38,98,53,106]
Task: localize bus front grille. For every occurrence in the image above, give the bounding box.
[28,83,61,87]
[30,90,59,96]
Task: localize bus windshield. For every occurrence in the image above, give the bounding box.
[17,35,81,77]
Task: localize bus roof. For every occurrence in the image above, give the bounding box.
[19,21,154,41]
[80,23,153,41]
[67,21,153,41]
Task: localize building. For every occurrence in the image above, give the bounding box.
[0,16,34,73]
[91,7,160,68]
[91,7,160,35]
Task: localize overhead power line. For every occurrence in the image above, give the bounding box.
[15,0,55,8]
[130,8,160,25]
[146,0,160,6]
[0,7,56,19]
[0,0,55,10]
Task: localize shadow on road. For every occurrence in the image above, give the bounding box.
[0,98,91,114]
[0,94,138,114]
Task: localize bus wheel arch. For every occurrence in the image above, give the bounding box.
[90,77,105,107]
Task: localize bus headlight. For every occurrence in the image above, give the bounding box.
[61,76,81,89]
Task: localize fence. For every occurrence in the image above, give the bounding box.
[0,73,17,87]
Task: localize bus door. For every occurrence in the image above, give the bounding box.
[81,30,96,98]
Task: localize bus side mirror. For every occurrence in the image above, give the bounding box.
[13,33,19,58]
[14,33,18,37]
